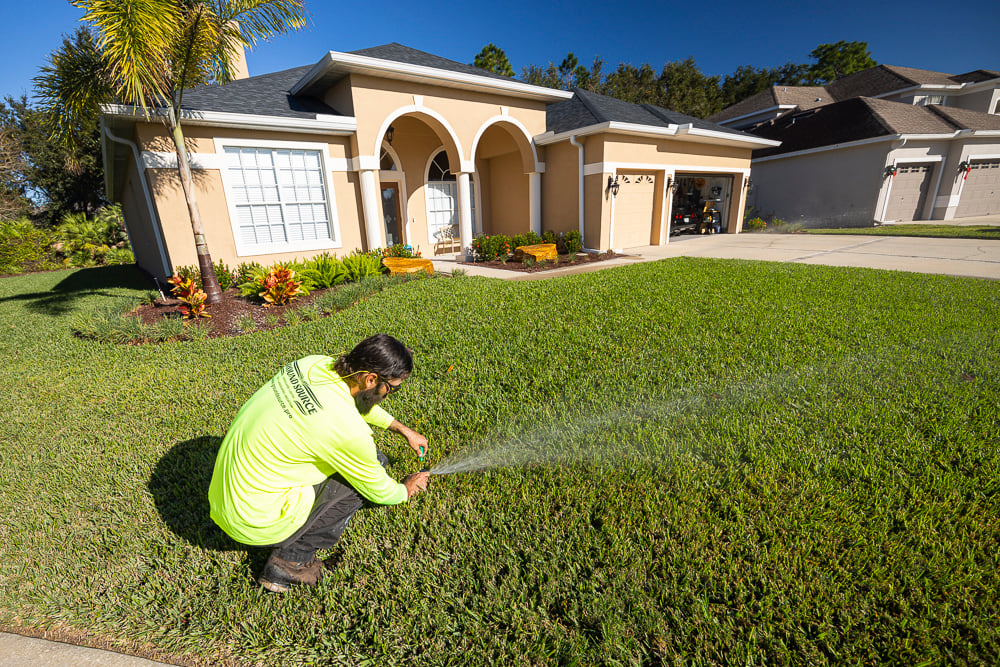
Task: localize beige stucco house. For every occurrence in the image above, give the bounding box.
[101,44,775,280]
[709,65,1000,225]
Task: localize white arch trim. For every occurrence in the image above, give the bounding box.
[373,104,466,164]
[470,115,542,172]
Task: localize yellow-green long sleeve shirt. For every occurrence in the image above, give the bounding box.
[209,355,407,545]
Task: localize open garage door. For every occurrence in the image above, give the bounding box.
[956,160,1000,217]
[884,164,933,221]
[612,171,658,248]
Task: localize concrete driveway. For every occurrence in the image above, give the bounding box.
[629,231,1000,280]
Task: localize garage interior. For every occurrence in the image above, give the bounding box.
[670,174,734,236]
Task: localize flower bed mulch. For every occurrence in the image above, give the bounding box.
[129,287,328,339]
[460,250,622,273]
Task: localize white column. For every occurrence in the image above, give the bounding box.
[359,169,382,251]
[529,172,542,235]
[457,171,474,258]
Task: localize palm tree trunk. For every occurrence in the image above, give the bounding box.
[167,113,222,304]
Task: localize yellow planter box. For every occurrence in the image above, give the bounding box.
[381,257,434,276]
[513,243,557,262]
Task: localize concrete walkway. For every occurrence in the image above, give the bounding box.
[0,632,173,666]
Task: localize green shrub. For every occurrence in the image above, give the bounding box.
[510,231,542,249]
[562,229,583,254]
[0,218,58,274]
[745,217,767,231]
[212,259,237,290]
[471,234,512,261]
[342,251,385,282]
[105,247,135,266]
[299,252,347,288]
[371,243,422,259]
[235,261,262,286]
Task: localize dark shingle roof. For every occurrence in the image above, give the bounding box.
[828,65,1000,99]
[928,104,1000,131]
[546,87,748,138]
[713,65,1000,125]
[751,96,1000,158]
[348,43,514,82]
[708,86,829,123]
[179,66,342,117]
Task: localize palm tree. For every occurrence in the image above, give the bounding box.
[36,0,307,303]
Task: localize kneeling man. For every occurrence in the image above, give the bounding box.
[209,333,430,592]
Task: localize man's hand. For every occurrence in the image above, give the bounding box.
[403,471,430,498]
[389,420,429,458]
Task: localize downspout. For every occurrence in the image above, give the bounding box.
[569,134,591,251]
[102,125,172,278]
[879,136,907,222]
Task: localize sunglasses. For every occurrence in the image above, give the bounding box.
[377,374,403,394]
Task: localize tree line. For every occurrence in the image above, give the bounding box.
[475,40,877,120]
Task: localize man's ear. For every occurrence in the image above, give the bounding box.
[362,372,378,390]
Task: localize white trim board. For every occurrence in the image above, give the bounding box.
[584,162,750,176]
[102,104,357,135]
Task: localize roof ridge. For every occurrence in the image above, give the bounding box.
[640,103,677,125]
[924,104,964,130]
[857,97,902,134]
[570,87,608,123]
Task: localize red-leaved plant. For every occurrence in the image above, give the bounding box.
[167,274,210,319]
[258,265,307,306]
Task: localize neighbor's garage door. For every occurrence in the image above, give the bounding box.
[885,163,933,221]
[613,172,657,248]
[956,160,1000,217]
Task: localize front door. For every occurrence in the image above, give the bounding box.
[381,183,402,246]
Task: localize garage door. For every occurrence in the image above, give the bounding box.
[885,163,933,221]
[613,172,658,248]
[956,160,1000,217]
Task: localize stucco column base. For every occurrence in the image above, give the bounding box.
[457,171,474,260]
[529,172,542,235]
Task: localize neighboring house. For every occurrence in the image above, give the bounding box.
[708,65,1000,225]
[101,44,774,280]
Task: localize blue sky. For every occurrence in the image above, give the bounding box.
[2,0,998,101]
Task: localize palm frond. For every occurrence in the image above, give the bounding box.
[34,28,113,147]
[214,0,307,47]
[73,0,180,110]
[172,3,222,102]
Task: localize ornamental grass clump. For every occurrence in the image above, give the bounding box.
[166,274,210,319]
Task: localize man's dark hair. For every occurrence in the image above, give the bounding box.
[334,334,413,381]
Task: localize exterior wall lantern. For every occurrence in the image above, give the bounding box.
[386,125,395,145]
[669,176,679,194]
[608,175,620,196]
[745,176,754,194]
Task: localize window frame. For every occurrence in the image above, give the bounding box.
[215,137,342,257]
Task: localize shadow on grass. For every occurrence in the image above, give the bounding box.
[0,264,155,316]
[148,435,242,551]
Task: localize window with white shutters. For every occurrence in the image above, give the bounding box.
[223,146,338,255]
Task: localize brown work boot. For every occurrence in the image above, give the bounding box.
[258,553,324,593]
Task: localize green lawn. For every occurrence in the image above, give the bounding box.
[804,223,1000,240]
[1,260,998,665]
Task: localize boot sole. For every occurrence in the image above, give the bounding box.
[259,578,289,594]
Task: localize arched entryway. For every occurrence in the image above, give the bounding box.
[371,112,467,255]
[472,120,537,237]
